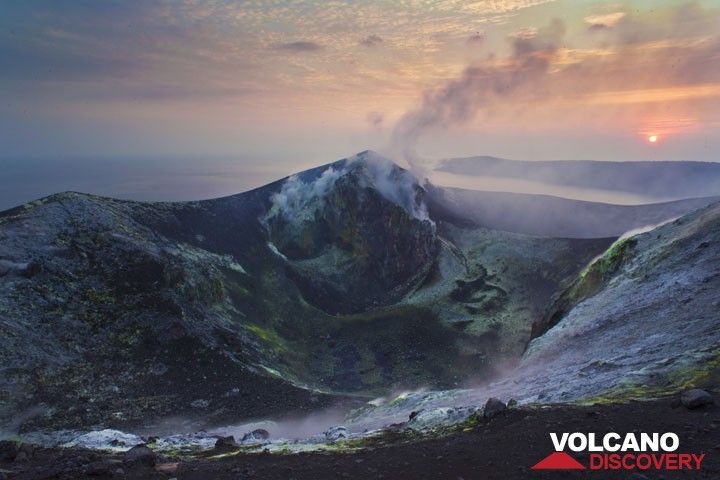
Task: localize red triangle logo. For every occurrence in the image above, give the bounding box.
[531,451,586,470]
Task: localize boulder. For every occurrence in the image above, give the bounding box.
[241,429,270,444]
[680,389,715,409]
[85,459,122,476]
[483,397,507,418]
[12,443,34,463]
[214,436,239,452]
[69,429,143,450]
[324,426,349,442]
[407,407,476,430]
[20,261,41,278]
[123,444,156,466]
[0,440,18,461]
[13,451,29,463]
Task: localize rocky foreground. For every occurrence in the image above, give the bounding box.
[1,391,718,480]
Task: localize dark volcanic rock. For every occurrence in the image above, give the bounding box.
[0,441,18,462]
[0,190,348,431]
[5,399,720,480]
[483,397,507,418]
[0,151,615,430]
[532,236,637,340]
[12,443,34,463]
[680,389,715,409]
[324,426,349,442]
[85,459,122,476]
[241,429,270,444]
[265,155,439,314]
[214,436,240,452]
[123,444,156,466]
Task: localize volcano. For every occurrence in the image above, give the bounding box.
[0,151,718,438]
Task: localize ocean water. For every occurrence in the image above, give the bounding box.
[3,155,714,211]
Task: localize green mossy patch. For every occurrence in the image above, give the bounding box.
[246,324,288,353]
[533,236,636,338]
[569,237,637,303]
[581,351,720,405]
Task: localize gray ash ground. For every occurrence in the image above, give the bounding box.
[3,394,719,480]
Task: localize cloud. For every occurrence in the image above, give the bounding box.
[584,12,626,30]
[360,35,383,48]
[466,33,485,45]
[88,84,259,102]
[390,2,720,169]
[587,23,609,31]
[274,41,323,53]
[391,18,566,172]
[0,43,142,82]
[0,1,262,100]
[510,27,539,39]
[2,0,719,161]
[611,2,716,46]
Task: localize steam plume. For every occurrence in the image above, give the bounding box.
[266,151,432,225]
[391,19,566,175]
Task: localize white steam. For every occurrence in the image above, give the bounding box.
[267,165,343,222]
[351,151,431,222]
[389,19,566,174]
[213,407,348,441]
[0,405,48,440]
[266,151,432,224]
[618,216,679,240]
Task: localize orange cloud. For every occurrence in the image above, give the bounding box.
[584,12,626,28]
[586,84,720,106]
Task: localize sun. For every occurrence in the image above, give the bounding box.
[648,135,658,143]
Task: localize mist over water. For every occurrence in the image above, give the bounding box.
[0,156,300,211]
[429,171,666,205]
[6,153,712,214]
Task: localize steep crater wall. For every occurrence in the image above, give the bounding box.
[264,159,439,314]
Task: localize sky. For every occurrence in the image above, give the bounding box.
[1,0,719,206]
